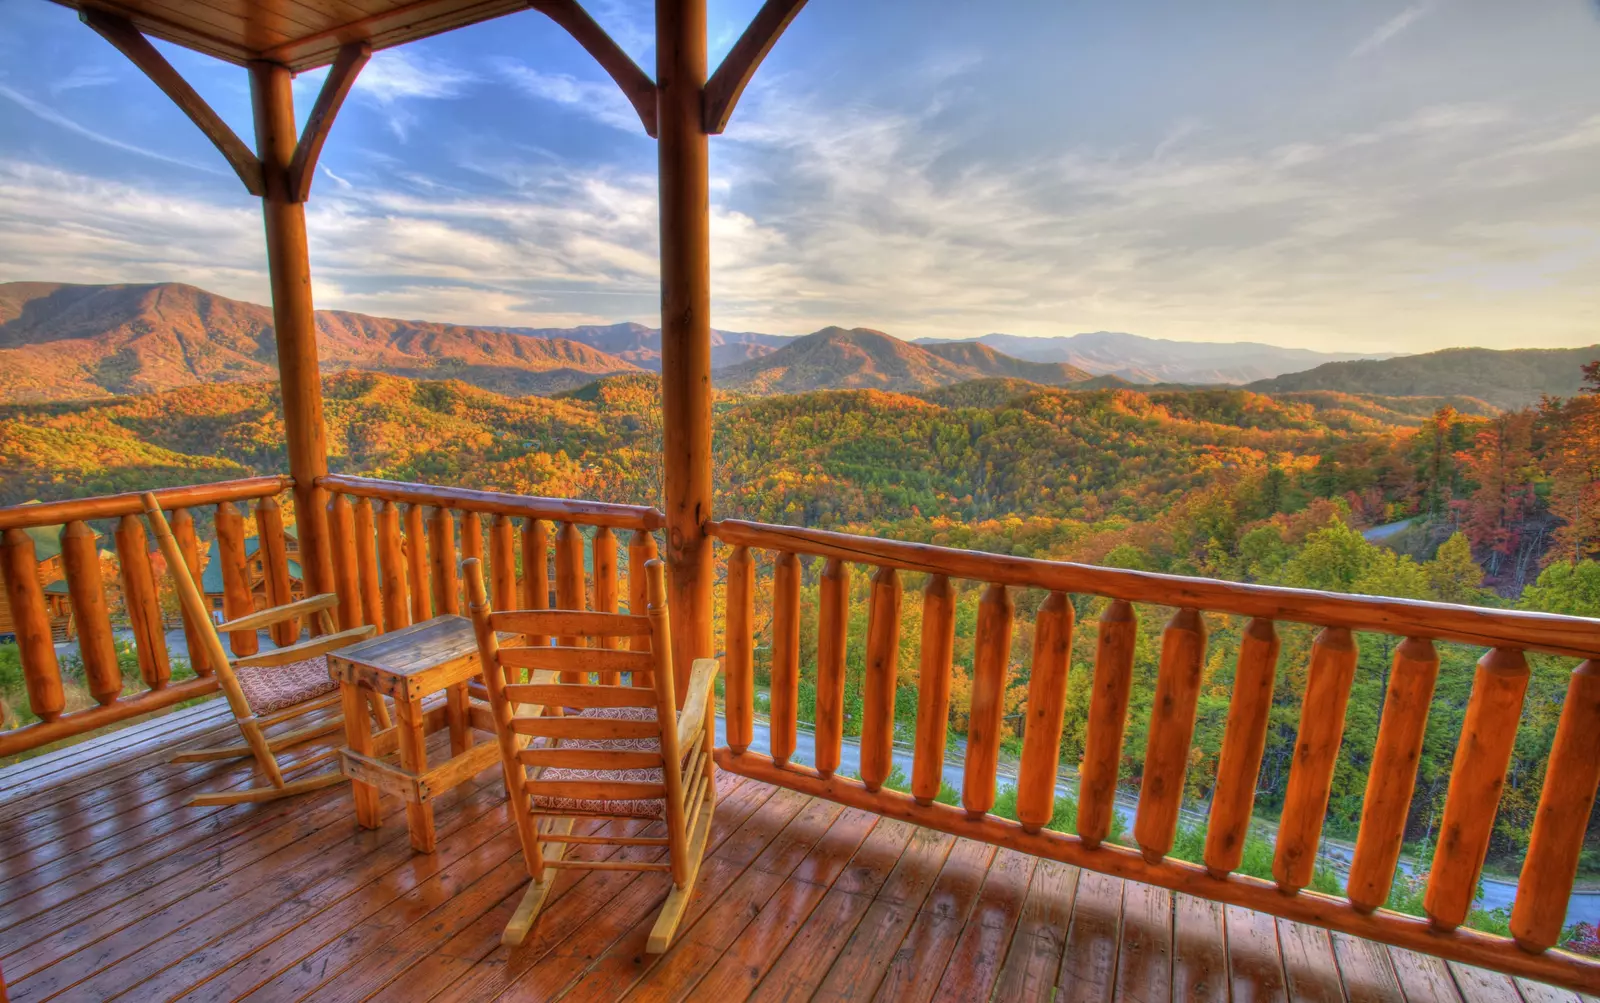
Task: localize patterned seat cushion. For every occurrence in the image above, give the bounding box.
[530,706,709,820]
[235,655,339,715]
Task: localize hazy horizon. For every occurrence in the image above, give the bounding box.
[4,1,1600,352]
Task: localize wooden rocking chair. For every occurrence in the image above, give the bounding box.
[143,493,384,806]
[464,555,718,953]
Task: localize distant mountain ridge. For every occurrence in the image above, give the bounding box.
[916,331,1395,384]
[1246,345,1600,410]
[494,321,789,370]
[714,326,1094,394]
[0,282,640,402]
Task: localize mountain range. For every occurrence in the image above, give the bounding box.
[492,321,789,370]
[1245,346,1600,411]
[916,331,1393,384]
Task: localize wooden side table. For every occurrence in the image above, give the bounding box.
[328,614,499,852]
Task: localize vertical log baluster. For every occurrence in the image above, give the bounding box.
[628,529,657,686]
[1017,591,1073,833]
[1078,600,1136,848]
[169,509,210,675]
[254,496,296,644]
[521,518,551,647]
[912,573,955,806]
[117,513,170,690]
[1348,637,1439,912]
[376,500,410,632]
[963,582,1014,818]
[0,528,63,721]
[327,493,360,631]
[1425,647,1531,932]
[403,502,430,621]
[490,513,517,612]
[725,544,754,754]
[1274,626,1358,893]
[770,551,801,767]
[353,497,382,629]
[815,556,849,778]
[592,526,620,684]
[555,521,586,682]
[460,510,483,615]
[1133,607,1206,863]
[1512,658,1600,951]
[61,521,120,705]
[429,507,459,616]
[861,566,903,793]
[1203,617,1280,878]
[215,501,257,656]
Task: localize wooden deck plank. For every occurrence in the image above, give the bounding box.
[1114,880,1174,1003]
[683,806,884,1003]
[812,826,956,1002]
[501,785,814,1003]
[1333,931,1405,1003]
[745,817,916,1002]
[1171,892,1229,1003]
[1450,962,1527,1003]
[567,795,850,1003]
[1279,918,1348,1003]
[1518,978,1585,1003]
[1227,902,1290,1003]
[1056,866,1125,1003]
[870,838,996,1003]
[1388,948,1465,1003]
[929,848,1039,1002]
[990,859,1080,1003]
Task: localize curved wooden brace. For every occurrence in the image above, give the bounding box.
[288,41,371,202]
[703,0,808,135]
[79,9,264,196]
[528,0,658,138]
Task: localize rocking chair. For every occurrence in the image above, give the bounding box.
[464,555,718,953]
[143,493,384,806]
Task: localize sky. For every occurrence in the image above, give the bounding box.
[2,1,1600,353]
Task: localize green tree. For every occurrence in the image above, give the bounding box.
[1426,533,1491,605]
[1519,560,1600,617]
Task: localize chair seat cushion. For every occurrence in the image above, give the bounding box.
[530,707,692,820]
[236,655,338,715]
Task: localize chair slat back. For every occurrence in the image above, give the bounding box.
[466,556,688,840]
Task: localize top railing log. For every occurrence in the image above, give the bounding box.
[706,519,1600,659]
[317,474,664,531]
[0,475,292,531]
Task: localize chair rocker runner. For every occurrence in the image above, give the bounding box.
[142,493,385,806]
[464,555,719,953]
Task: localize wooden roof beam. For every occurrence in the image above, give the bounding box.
[703,0,807,134]
[79,8,265,196]
[528,0,658,137]
[287,42,371,202]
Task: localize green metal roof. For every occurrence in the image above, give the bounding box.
[201,537,303,593]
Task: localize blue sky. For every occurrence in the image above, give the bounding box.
[2,0,1599,352]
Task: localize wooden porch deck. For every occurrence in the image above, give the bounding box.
[0,702,1590,1003]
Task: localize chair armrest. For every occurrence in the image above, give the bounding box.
[675,658,719,752]
[218,593,340,633]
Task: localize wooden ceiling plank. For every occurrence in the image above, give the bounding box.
[287,40,370,201]
[259,0,522,69]
[186,0,331,34]
[703,0,807,134]
[79,8,265,195]
[528,0,657,137]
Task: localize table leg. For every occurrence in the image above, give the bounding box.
[340,682,380,829]
[395,695,435,852]
[446,681,471,756]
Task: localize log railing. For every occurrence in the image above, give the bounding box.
[0,476,294,757]
[315,475,665,690]
[707,517,1600,994]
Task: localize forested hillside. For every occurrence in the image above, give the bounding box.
[1247,344,1599,409]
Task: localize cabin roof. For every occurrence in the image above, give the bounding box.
[47,0,525,72]
[200,533,302,593]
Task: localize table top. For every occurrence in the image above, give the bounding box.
[327,615,482,700]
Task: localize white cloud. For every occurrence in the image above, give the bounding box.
[0,84,221,176]
[48,65,116,95]
[492,59,644,133]
[353,50,478,140]
[1352,3,1436,58]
